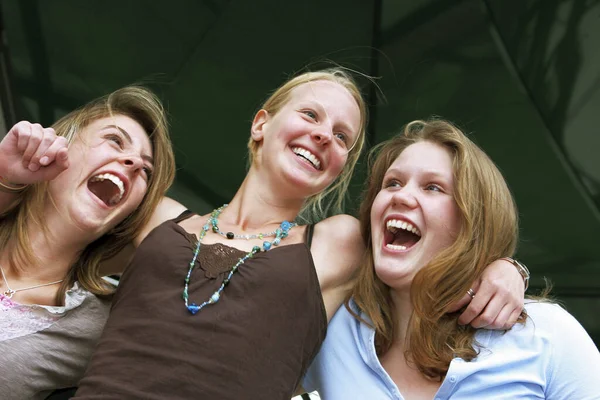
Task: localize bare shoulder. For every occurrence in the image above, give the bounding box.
[133,196,188,247]
[311,214,365,289]
[315,214,363,249]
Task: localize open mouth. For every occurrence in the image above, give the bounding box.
[292,147,322,170]
[385,219,422,251]
[88,173,125,207]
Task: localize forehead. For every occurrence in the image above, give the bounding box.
[388,141,454,178]
[288,81,361,127]
[83,114,153,155]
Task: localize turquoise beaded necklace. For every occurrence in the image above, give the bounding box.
[183,204,297,315]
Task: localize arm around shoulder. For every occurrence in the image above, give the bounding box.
[311,214,365,321]
[312,214,365,290]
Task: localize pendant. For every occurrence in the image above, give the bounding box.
[3,289,15,298]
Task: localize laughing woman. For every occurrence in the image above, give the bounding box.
[0,86,175,399]
[71,70,527,399]
[303,119,600,399]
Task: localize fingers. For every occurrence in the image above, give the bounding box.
[447,293,470,314]
[458,283,492,326]
[23,126,59,171]
[10,122,66,173]
[504,307,523,329]
[447,291,474,313]
[36,146,70,181]
[459,280,524,329]
[39,136,69,167]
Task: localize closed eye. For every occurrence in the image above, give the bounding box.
[106,133,124,148]
[143,166,153,181]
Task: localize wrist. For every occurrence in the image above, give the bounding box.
[500,257,530,292]
[0,175,29,193]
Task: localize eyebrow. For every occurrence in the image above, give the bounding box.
[102,125,154,165]
[385,167,451,181]
[299,101,357,136]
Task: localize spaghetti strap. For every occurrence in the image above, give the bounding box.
[304,224,315,249]
[172,210,195,224]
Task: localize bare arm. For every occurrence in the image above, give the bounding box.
[313,214,526,329]
[452,258,526,329]
[311,214,365,321]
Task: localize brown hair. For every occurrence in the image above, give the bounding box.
[247,68,368,222]
[350,118,524,379]
[0,86,175,304]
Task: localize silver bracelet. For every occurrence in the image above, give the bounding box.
[501,257,530,291]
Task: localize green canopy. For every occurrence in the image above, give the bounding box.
[2,0,598,344]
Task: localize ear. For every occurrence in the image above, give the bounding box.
[250,109,270,143]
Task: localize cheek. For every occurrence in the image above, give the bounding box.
[370,192,386,239]
[443,201,462,236]
[129,182,149,208]
[329,151,348,176]
[427,201,461,246]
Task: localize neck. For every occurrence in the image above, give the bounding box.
[4,212,90,281]
[389,287,415,347]
[222,168,306,230]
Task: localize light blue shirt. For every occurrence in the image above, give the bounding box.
[303,300,600,399]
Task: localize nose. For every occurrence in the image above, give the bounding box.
[392,185,418,209]
[120,153,144,173]
[311,125,333,145]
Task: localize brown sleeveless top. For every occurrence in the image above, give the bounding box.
[75,212,326,399]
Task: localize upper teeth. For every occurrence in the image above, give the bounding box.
[292,147,321,170]
[90,173,125,203]
[386,219,421,236]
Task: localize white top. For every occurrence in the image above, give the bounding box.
[303,300,600,399]
[0,282,110,399]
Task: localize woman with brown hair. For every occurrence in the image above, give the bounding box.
[0,86,175,399]
[2,70,527,399]
[303,119,599,399]
[73,70,527,399]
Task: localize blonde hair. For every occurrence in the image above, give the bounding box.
[0,86,175,304]
[350,118,524,379]
[247,68,368,222]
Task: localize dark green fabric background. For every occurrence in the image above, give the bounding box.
[1,0,598,345]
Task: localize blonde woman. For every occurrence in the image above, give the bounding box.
[303,119,599,399]
[70,70,526,399]
[0,86,175,399]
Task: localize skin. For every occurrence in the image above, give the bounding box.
[372,141,461,291]
[0,82,524,324]
[373,141,517,399]
[0,115,153,306]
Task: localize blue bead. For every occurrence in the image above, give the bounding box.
[210,292,220,303]
[263,241,272,251]
[188,303,200,315]
[281,221,292,230]
[273,238,281,246]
